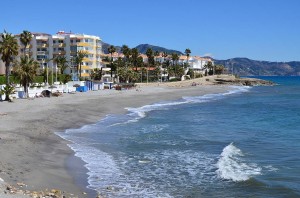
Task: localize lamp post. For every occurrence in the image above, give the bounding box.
[55,62,58,83]
[43,59,49,85]
[51,61,54,85]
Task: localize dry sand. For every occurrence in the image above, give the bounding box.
[0,76,234,197]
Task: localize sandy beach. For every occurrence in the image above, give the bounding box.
[0,76,235,197]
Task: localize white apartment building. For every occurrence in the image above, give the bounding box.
[0,31,102,79]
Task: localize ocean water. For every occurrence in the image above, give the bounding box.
[58,76,300,198]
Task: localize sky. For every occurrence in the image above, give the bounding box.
[1,0,300,62]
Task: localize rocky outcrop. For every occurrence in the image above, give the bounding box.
[214,77,275,86]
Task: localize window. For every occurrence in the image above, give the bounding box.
[70,46,77,52]
[53,40,56,44]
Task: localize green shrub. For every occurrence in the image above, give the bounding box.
[0,75,18,85]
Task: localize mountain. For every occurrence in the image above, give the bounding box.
[215,58,300,76]
[101,41,122,54]
[101,42,183,55]
[135,44,183,55]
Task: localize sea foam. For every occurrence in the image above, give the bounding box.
[216,143,261,182]
[123,86,251,124]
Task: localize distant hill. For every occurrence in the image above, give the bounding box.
[101,41,122,54]
[215,58,300,76]
[101,42,183,55]
[135,44,183,55]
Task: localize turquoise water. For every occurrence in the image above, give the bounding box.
[58,77,300,197]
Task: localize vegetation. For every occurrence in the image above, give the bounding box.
[55,55,69,74]
[73,50,87,79]
[0,31,19,100]
[108,45,116,78]
[184,48,191,68]
[214,64,225,75]
[90,68,103,81]
[19,30,32,55]
[0,84,15,101]
[13,56,39,98]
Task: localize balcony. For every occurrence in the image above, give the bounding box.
[37,51,46,55]
[53,43,65,47]
[37,43,48,48]
[81,73,90,77]
[53,51,66,55]
[81,66,91,70]
[77,42,92,47]
[83,57,93,62]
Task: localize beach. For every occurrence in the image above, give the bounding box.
[0,76,235,197]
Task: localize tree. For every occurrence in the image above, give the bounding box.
[204,61,214,75]
[108,62,116,80]
[146,48,154,83]
[161,52,169,68]
[20,30,32,56]
[168,64,184,79]
[131,48,139,71]
[184,48,191,68]
[121,45,131,64]
[13,56,39,98]
[90,68,103,81]
[146,48,154,65]
[0,31,19,100]
[107,45,116,80]
[74,50,87,79]
[55,55,69,74]
[215,64,225,75]
[171,53,179,66]
[115,57,124,82]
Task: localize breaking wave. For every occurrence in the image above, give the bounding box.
[216,143,262,182]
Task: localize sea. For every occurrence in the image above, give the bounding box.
[57,76,300,198]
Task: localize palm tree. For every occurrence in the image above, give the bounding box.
[108,45,116,60]
[115,57,124,83]
[162,51,168,67]
[55,55,69,74]
[0,31,19,100]
[121,45,130,57]
[146,48,154,65]
[108,45,116,80]
[20,30,32,56]
[184,48,191,68]
[121,45,131,65]
[204,61,214,75]
[74,50,87,79]
[171,53,179,66]
[90,68,103,81]
[13,56,39,98]
[131,48,139,71]
[146,48,154,83]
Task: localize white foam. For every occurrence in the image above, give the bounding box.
[216,143,261,182]
[123,86,251,124]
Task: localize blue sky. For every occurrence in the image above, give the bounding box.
[1,0,299,61]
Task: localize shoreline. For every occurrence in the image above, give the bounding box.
[0,76,249,197]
